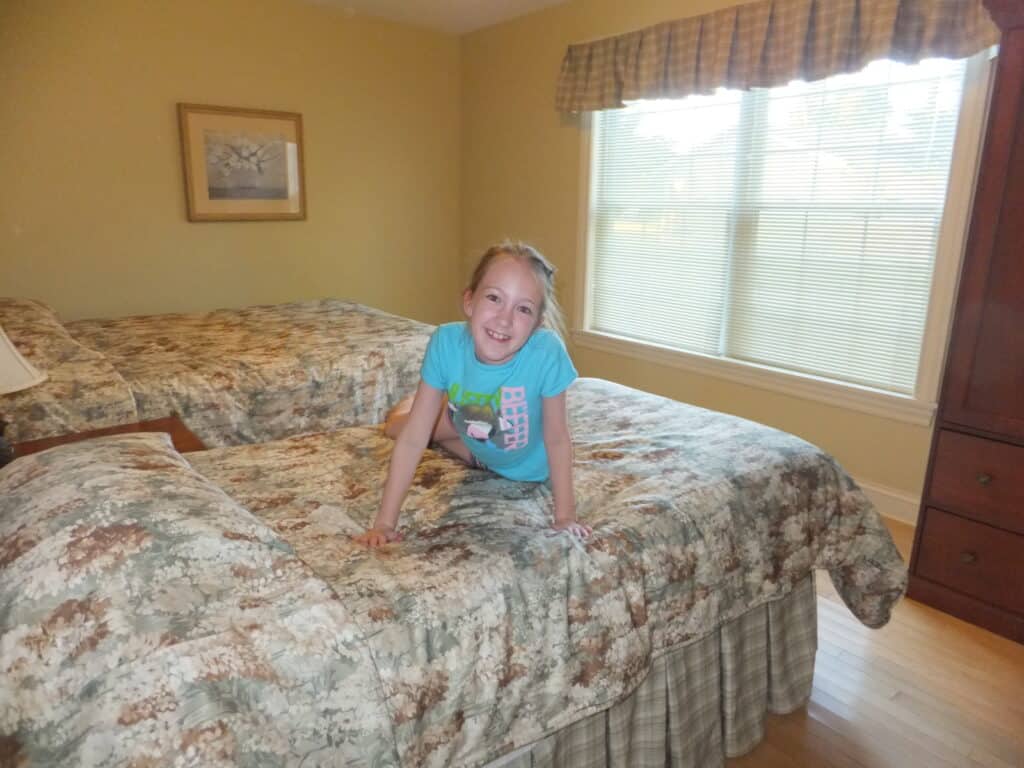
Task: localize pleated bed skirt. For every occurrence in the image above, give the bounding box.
[490,574,818,768]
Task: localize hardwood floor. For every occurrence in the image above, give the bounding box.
[729,518,1024,768]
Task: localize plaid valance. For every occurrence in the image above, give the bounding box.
[555,0,999,112]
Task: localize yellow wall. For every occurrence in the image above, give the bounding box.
[0,0,462,324]
[0,0,937,499]
[460,0,933,500]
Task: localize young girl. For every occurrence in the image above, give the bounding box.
[355,242,591,547]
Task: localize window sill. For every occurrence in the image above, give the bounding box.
[572,330,936,427]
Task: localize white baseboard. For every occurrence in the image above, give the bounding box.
[858,480,920,527]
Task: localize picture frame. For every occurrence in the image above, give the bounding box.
[177,103,306,221]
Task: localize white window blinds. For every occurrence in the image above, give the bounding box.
[589,57,970,395]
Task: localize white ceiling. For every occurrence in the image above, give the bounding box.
[307,0,569,34]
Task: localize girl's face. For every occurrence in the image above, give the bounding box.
[463,256,544,365]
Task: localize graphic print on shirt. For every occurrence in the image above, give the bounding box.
[448,382,529,451]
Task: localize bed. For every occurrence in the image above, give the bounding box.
[0,377,906,768]
[0,297,432,447]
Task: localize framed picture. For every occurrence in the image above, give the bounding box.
[177,103,306,221]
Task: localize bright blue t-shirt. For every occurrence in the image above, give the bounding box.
[420,322,577,482]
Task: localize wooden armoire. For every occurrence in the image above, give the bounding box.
[907,0,1024,643]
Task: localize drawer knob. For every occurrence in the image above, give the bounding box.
[976,473,993,486]
[959,550,978,565]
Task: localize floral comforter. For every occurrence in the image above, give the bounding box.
[0,297,431,446]
[0,435,397,767]
[0,378,907,767]
[66,299,432,446]
[0,299,138,443]
[190,378,906,767]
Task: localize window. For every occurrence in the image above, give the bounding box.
[580,53,993,423]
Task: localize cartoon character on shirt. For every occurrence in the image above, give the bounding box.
[449,401,513,449]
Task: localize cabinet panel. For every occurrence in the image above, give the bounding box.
[915,508,1024,615]
[942,28,1024,440]
[961,97,1024,429]
[929,430,1024,534]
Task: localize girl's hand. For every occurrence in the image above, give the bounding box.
[354,526,403,547]
[551,519,592,539]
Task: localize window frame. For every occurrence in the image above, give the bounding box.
[573,51,996,426]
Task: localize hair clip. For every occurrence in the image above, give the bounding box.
[536,258,556,278]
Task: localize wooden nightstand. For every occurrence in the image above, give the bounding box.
[12,415,206,459]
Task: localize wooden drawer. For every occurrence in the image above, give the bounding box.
[915,508,1024,616]
[929,430,1024,534]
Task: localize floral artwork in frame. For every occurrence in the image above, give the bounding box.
[178,103,306,221]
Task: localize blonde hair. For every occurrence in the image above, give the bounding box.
[466,241,566,339]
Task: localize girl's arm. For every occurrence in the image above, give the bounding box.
[356,380,445,547]
[543,392,591,538]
